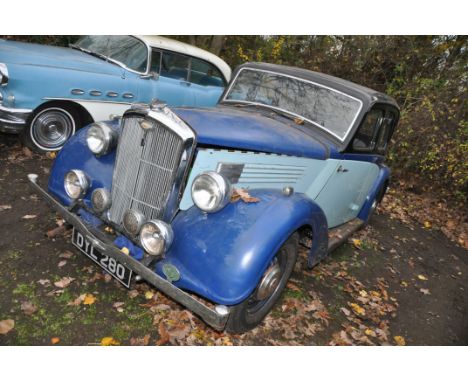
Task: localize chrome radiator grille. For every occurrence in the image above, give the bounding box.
[108,115,185,226]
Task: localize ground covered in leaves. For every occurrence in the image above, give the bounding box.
[0,136,467,345]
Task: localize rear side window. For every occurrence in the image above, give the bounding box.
[352,109,383,151]
[376,111,396,154]
[161,52,190,81]
[189,57,225,87]
[150,49,162,73]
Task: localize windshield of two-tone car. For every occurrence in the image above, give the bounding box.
[223,68,363,141]
[74,36,148,73]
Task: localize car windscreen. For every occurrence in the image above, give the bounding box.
[224,68,362,141]
[75,35,148,73]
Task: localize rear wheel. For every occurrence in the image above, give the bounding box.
[226,233,298,333]
[21,105,80,152]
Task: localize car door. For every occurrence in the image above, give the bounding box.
[157,50,195,106]
[188,57,226,107]
[315,108,385,228]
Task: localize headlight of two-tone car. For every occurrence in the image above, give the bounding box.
[86,122,117,155]
[191,171,232,213]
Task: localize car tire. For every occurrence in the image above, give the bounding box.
[225,233,299,333]
[21,104,80,153]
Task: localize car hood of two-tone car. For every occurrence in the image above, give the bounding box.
[173,105,338,160]
[0,39,122,76]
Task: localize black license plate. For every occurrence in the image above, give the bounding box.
[72,228,132,288]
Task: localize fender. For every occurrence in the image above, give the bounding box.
[154,189,328,306]
[47,120,120,208]
[358,164,390,222]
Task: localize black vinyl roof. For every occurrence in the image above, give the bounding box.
[234,62,399,110]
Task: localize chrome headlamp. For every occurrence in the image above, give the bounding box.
[86,122,117,155]
[122,209,145,236]
[191,171,232,213]
[64,170,89,199]
[91,188,111,213]
[0,63,8,86]
[140,220,174,256]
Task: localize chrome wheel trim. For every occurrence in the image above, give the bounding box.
[30,107,76,151]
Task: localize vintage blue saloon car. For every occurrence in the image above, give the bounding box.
[0,35,231,152]
[28,63,399,332]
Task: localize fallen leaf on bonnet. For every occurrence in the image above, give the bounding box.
[83,294,96,305]
[231,188,260,203]
[22,214,37,220]
[417,274,428,281]
[0,205,12,212]
[100,337,120,346]
[120,247,130,255]
[54,277,75,288]
[51,337,60,345]
[0,319,15,334]
[394,335,406,346]
[46,151,57,159]
[294,117,304,125]
[21,301,38,315]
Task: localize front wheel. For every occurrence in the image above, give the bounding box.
[225,233,299,333]
[21,105,80,152]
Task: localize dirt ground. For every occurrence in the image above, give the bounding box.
[1,133,467,345]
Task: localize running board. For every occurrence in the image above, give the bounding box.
[328,218,365,253]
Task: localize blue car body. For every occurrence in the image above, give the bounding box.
[31,62,399,330]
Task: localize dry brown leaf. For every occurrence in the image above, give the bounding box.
[349,302,366,316]
[68,294,86,306]
[22,214,37,220]
[394,335,406,346]
[231,188,260,203]
[130,334,150,346]
[0,205,12,212]
[21,301,38,315]
[46,151,57,159]
[157,322,170,346]
[54,276,75,288]
[58,260,67,268]
[22,147,33,158]
[38,279,51,286]
[0,319,15,335]
[46,225,67,239]
[287,282,301,291]
[128,290,139,298]
[59,250,74,259]
[51,337,60,345]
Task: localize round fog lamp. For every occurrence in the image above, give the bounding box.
[91,188,111,213]
[191,171,232,213]
[140,220,174,256]
[86,122,117,155]
[122,209,145,236]
[64,170,89,199]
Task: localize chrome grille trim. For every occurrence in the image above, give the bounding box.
[109,104,196,227]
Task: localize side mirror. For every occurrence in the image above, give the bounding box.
[140,71,159,80]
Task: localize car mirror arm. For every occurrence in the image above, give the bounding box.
[140,72,159,80]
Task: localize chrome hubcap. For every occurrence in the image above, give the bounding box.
[256,262,282,300]
[31,108,74,150]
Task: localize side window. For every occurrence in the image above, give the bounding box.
[150,50,162,73]
[376,111,396,154]
[352,109,383,152]
[160,51,189,81]
[189,57,225,87]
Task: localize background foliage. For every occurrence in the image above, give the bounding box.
[3,35,467,203]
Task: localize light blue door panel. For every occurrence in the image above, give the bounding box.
[315,160,380,228]
[155,76,195,106]
[190,83,224,107]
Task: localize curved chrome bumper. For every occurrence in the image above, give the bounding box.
[27,173,230,331]
[0,104,32,133]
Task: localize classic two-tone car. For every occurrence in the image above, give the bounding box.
[0,35,231,152]
[28,62,399,332]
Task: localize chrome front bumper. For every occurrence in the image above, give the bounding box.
[27,173,230,331]
[0,104,32,133]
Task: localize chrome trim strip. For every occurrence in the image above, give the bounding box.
[42,97,132,106]
[122,93,134,99]
[106,91,118,97]
[89,90,102,96]
[27,173,229,330]
[0,104,33,114]
[222,67,364,142]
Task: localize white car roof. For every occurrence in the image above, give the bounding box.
[136,35,232,82]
